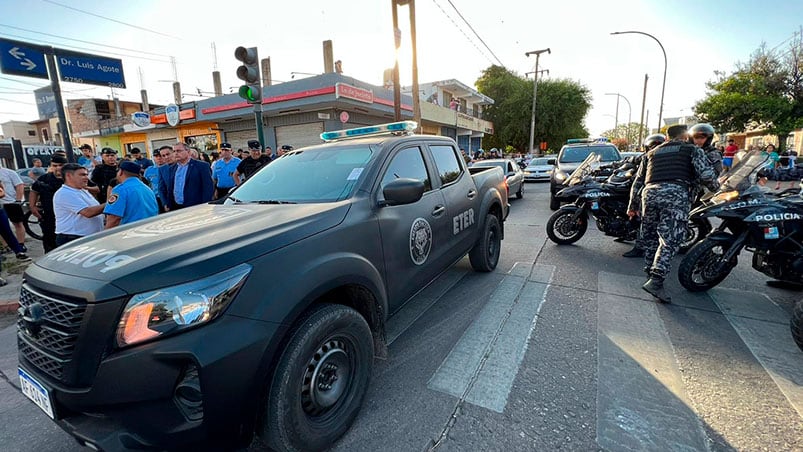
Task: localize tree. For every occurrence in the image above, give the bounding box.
[601,122,643,149]
[475,65,591,153]
[694,33,803,150]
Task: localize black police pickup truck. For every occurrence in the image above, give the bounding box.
[16,121,509,451]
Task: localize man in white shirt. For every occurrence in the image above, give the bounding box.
[0,166,28,249]
[54,163,106,247]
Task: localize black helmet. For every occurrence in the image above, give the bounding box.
[643,133,667,150]
[689,123,715,147]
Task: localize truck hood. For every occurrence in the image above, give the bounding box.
[33,202,350,289]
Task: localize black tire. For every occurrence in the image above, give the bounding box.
[24,210,42,241]
[546,208,587,245]
[259,304,373,452]
[515,184,523,199]
[791,299,803,352]
[469,214,501,272]
[678,238,737,292]
[678,218,711,255]
[549,194,560,211]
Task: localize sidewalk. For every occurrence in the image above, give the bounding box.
[0,237,44,315]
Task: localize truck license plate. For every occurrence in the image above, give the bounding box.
[18,367,54,419]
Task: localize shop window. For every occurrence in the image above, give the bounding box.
[27,130,36,137]
[184,134,219,153]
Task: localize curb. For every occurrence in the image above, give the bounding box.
[0,301,20,314]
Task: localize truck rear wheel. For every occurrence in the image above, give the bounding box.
[259,304,373,452]
[469,214,501,272]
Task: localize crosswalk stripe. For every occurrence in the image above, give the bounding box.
[428,263,554,413]
[708,288,803,418]
[597,272,709,451]
[386,267,468,345]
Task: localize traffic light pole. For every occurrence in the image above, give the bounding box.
[254,103,265,150]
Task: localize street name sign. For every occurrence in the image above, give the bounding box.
[56,49,126,88]
[0,38,48,79]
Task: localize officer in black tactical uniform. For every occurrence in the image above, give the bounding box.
[627,124,720,303]
[622,133,667,258]
[689,123,722,176]
[90,147,119,203]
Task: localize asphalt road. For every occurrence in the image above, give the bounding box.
[1,181,802,451]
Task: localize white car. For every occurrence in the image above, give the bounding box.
[523,157,553,182]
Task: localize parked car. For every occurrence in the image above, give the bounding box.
[471,158,524,199]
[523,157,553,182]
[548,139,622,210]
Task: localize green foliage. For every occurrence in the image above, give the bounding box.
[475,65,591,152]
[601,121,643,148]
[694,36,803,150]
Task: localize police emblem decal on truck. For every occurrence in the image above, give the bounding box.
[410,217,432,265]
[123,207,252,238]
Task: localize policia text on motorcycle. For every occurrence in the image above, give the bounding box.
[627,124,720,303]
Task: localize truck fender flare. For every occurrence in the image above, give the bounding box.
[477,189,506,238]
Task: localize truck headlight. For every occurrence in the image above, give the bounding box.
[116,264,251,348]
[553,170,567,182]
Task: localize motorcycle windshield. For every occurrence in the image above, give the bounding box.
[718,150,771,195]
[565,153,601,186]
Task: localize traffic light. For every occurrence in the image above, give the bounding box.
[235,46,261,104]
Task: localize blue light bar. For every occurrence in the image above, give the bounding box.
[321,121,418,142]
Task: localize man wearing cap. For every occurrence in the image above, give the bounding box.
[627,124,719,303]
[276,145,293,158]
[103,161,158,229]
[234,140,271,185]
[163,142,214,210]
[77,144,95,170]
[211,143,241,199]
[30,155,67,252]
[91,148,119,203]
[54,163,105,246]
[130,147,154,173]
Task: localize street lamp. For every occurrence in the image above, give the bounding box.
[604,92,632,144]
[611,31,666,131]
[526,48,550,155]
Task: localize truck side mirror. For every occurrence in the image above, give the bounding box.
[381,178,425,206]
[547,158,556,165]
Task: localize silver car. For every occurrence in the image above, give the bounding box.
[471,158,524,199]
[523,157,553,182]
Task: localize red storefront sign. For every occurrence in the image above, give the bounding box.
[335,83,374,104]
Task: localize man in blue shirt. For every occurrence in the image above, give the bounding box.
[144,149,165,212]
[212,142,241,199]
[103,161,158,229]
[164,142,214,210]
[130,147,154,173]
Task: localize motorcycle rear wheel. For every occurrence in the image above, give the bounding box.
[546,209,587,245]
[678,238,736,292]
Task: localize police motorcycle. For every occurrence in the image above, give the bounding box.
[546,153,638,244]
[678,150,803,292]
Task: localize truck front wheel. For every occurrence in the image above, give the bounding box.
[259,304,373,451]
[469,214,501,272]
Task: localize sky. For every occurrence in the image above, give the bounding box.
[0,0,801,139]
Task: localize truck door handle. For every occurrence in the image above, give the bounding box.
[467,189,477,199]
[432,205,446,217]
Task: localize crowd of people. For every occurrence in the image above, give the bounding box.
[6,139,293,267]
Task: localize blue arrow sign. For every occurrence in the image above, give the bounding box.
[0,38,48,79]
[56,49,126,88]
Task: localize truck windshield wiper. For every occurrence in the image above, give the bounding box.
[255,200,297,204]
[225,195,243,203]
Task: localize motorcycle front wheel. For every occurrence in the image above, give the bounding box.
[546,208,587,245]
[678,238,737,292]
[678,218,712,255]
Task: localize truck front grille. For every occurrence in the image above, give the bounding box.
[17,284,87,382]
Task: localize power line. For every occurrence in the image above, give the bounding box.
[42,0,181,40]
[0,76,46,87]
[0,97,34,105]
[429,0,496,66]
[0,23,171,58]
[444,0,505,67]
[0,31,172,64]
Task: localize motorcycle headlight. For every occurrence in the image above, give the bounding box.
[711,190,739,204]
[116,264,251,348]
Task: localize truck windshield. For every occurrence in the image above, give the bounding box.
[230,146,374,203]
[560,145,620,163]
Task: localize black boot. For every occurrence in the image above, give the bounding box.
[642,277,671,303]
[622,246,645,258]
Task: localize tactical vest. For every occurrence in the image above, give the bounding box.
[645,142,695,185]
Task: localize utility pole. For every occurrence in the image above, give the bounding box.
[638,74,648,149]
[407,0,421,130]
[526,48,550,155]
[391,0,402,121]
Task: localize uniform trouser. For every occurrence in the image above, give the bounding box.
[641,184,691,278]
[0,208,24,253]
[39,213,56,253]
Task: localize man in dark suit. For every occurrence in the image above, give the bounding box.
[163,142,214,210]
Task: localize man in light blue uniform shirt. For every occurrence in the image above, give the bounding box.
[143,149,164,212]
[103,161,158,229]
[212,142,241,199]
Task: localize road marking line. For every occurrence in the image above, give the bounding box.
[428,263,554,413]
[708,288,803,418]
[597,273,709,452]
[386,268,468,345]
